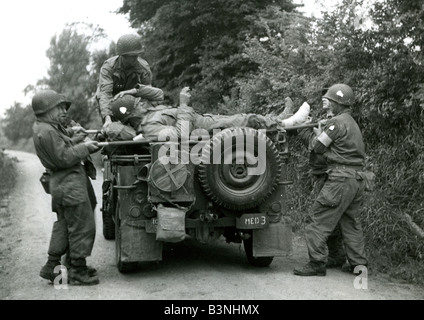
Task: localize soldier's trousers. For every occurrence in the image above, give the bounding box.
[47,184,96,267]
[312,175,346,263]
[305,175,368,266]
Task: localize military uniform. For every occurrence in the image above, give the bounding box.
[96,55,152,120]
[299,127,347,267]
[33,120,97,272]
[305,109,368,267]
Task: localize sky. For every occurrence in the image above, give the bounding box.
[0,0,333,118]
[0,0,135,117]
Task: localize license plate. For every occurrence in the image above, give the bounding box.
[236,214,268,229]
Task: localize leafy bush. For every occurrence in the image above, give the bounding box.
[235,0,424,284]
[0,151,17,198]
[120,0,298,111]
[2,104,35,142]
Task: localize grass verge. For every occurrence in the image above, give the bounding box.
[0,150,18,299]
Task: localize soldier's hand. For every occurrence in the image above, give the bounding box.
[179,87,191,107]
[304,116,313,124]
[313,122,323,136]
[318,118,329,126]
[102,116,112,131]
[84,140,101,153]
[72,131,88,144]
[71,126,86,133]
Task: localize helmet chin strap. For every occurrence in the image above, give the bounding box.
[58,113,71,126]
[326,99,348,117]
[37,106,70,126]
[37,109,58,123]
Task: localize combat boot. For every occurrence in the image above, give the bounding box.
[86,266,98,277]
[326,257,346,269]
[39,259,61,282]
[69,267,99,286]
[293,261,326,276]
[63,253,97,277]
[341,262,368,275]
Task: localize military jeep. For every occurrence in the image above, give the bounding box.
[101,127,293,273]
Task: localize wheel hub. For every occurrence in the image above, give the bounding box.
[230,163,248,179]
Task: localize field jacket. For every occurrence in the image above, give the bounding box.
[313,110,365,167]
[33,121,95,210]
[96,55,152,120]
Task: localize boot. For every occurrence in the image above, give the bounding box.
[39,258,61,282]
[86,266,98,277]
[341,262,368,275]
[69,267,99,286]
[326,257,346,269]
[293,261,326,276]
[63,253,97,277]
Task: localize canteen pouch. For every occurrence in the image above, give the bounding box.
[156,204,187,243]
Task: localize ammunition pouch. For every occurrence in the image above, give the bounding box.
[39,171,51,194]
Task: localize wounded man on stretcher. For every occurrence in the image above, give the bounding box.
[103,85,311,142]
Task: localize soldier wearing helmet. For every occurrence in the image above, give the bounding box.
[297,88,347,270]
[32,90,101,285]
[96,34,152,130]
[294,83,368,277]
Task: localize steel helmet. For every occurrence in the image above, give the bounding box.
[116,34,143,56]
[31,90,71,115]
[111,95,136,122]
[322,84,355,106]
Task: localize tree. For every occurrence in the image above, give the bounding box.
[118,0,298,110]
[1,24,110,143]
[234,6,335,116]
[37,23,106,126]
[2,103,35,141]
[89,41,117,122]
[313,0,424,142]
[229,0,424,275]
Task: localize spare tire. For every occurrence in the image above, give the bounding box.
[198,127,281,210]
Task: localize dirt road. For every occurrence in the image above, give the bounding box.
[1,150,423,301]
